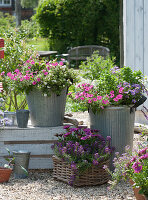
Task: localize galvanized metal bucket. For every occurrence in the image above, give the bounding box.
[16,109,29,128]
[26,88,67,127]
[13,150,31,179]
[89,106,135,155]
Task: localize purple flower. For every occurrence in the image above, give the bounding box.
[103,165,108,169]
[138,148,147,155]
[64,132,71,137]
[106,136,111,141]
[139,153,148,160]
[132,161,143,173]
[81,135,90,140]
[93,160,99,166]
[63,125,71,129]
[94,153,100,159]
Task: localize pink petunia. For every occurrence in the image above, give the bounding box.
[44,72,48,75]
[59,61,63,66]
[31,61,35,65]
[119,87,124,93]
[116,94,123,99]
[132,161,143,173]
[32,81,37,85]
[97,96,102,100]
[88,99,92,103]
[14,69,19,73]
[7,72,12,77]
[113,98,118,102]
[37,78,41,82]
[80,97,85,100]
[93,98,97,102]
[1,71,5,76]
[110,90,114,94]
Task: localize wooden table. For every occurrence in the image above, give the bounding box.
[37,51,57,60]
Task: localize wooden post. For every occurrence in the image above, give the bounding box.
[0,38,4,59]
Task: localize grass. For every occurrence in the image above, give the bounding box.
[27,38,49,51]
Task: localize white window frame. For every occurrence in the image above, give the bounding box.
[0,0,11,7]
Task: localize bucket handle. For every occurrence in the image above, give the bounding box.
[130,95,147,113]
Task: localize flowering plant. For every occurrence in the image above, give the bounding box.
[3,57,77,96]
[52,126,114,185]
[68,65,147,113]
[105,144,148,196]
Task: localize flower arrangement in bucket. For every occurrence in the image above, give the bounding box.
[3,57,77,126]
[104,144,148,199]
[4,57,77,96]
[52,126,115,186]
[68,65,147,114]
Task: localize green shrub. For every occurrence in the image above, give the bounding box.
[35,0,120,63]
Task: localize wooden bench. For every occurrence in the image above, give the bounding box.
[67,45,110,68]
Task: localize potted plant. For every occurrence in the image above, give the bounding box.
[3,57,77,127]
[68,53,147,156]
[104,144,148,200]
[0,148,14,183]
[52,126,114,186]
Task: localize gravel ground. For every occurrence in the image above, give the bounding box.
[0,171,135,200]
[0,111,146,200]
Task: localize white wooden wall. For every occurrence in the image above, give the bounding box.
[123,0,148,124]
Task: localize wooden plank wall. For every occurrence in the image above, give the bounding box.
[123,0,148,123]
[0,126,66,169]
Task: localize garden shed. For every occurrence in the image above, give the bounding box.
[123,0,148,124]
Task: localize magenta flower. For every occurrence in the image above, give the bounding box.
[32,81,37,85]
[113,98,119,102]
[88,99,92,103]
[93,98,97,101]
[116,94,123,99]
[1,71,5,76]
[139,153,148,160]
[97,96,102,100]
[59,61,63,66]
[80,97,85,100]
[14,69,19,73]
[44,72,48,75]
[132,161,142,173]
[37,78,41,82]
[64,132,71,137]
[119,87,124,93]
[7,72,12,77]
[110,90,114,94]
[31,61,35,65]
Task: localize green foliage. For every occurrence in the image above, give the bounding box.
[0,27,35,111]
[0,12,15,34]
[21,0,39,8]
[35,0,120,63]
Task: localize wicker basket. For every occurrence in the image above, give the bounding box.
[0,167,12,183]
[52,155,110,186]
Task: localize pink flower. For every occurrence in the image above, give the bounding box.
[132,161,143,173]
[42,69,46,73]
[59,61,63,66]
[80,97,85,100]
[113,98,119,102]
[67,92,72,95]
[87,94,94,98]
[20,78,23,82]
[102,100,109,104]
[88,99,92,103]
[44,72,48,75]
[93,98,97,102]
[1,71,5,76]
[119,87,124,93]
[101,106,104,109]
[116,94,123,99]
[110,93,114,98]
[14,69,19,73]
[7,72,12,77]
[110,90,114,94]
[31,61,35,65]
[47,66,50,70]
[32,81,37,85]
[97,96,102,100]
[23,75,30,80]
[28,66,31,69]
[26,60,30,63]
[37,78,41,82]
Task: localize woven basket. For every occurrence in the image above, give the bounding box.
[52,155,110,186]
[0,167,12,183]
